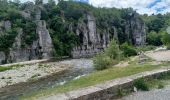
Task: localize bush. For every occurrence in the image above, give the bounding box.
[93,39,121,70]
[105,39,122,60]
[147,31,163,46]
[93,53,112,70]
[121,42,137,57]
[158,84,164,89]
[161,34,170,50]
[133,78,149,91]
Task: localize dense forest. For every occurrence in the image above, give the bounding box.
[0,0,170,58]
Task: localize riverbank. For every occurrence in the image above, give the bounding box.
[21,58,170,100]
[0,59,94,100]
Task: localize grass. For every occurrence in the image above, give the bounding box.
[0,67,11,72]
[21,61,170,100]
[0,64,24,72]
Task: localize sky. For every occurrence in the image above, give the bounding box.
[20,0,170,15]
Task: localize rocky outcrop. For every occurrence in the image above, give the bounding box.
[125,14,146,46]
[71,12,146,58]
[3,20,11,31]
[36,20,54,59]
[0,11,54,64]
[0,52,5,64]
[71,14,110,58]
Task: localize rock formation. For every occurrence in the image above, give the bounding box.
[71,13,110,58]
[0,10,54,64]
[71,12,146,58]
[125,14,146,46]
[0,4,146,63]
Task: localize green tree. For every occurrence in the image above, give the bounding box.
[162,34,170,49]
[146,31,162,46]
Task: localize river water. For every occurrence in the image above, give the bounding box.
[0,59,94,100]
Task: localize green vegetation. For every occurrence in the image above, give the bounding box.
[133,78,149,91]
[161,34,170,49]
[117,88,128,97]
[93,39,121,70]
[0,64,24,72]
[21,61,170,100]
[142,14,170,46]
[0,66,11,72]
[121,42,137,57]
[0,0,169,57]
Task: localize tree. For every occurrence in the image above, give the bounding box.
[146,31,163,46]
[162,34,170,49]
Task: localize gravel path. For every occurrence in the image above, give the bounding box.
[146,50,170,61]
[121,86,170,100]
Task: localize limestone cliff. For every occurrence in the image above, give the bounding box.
[71,12,146,58]
[0,14,54,64]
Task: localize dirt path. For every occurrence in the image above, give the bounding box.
[121,86,170,100]
[146,50,170,61]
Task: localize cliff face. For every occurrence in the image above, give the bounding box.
[0,12,54,64]
[0,2,146,64]
[125,14,146,46]
[71,13,146,58]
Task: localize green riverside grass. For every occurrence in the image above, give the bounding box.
[0,64,24,72]
[21,61,170,100]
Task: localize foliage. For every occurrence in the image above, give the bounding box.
[0,0,170,57]
[161,34,170,49]
[0,66,11,72]
[93,39,121,70]
[133,78,149,91]
[121,42,137,57]
[146,31,163,46]
[105,39,122,60]
[93,53,112,70]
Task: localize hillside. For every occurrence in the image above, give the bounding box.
[0,0,169,64]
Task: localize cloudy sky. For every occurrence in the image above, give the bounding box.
[20,0,170,15]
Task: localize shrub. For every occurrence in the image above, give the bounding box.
[93,53,112,70]
[158,84,164,89]
[121,42,137,57]
[93,39,121,70]
[117,88,127,97]
[105,39,121,60]
[147,31,163,46]
[161,34,170,50]
[133,78,149,91]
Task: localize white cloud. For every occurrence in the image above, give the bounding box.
[19,0,170,14]
[89,0,170,14]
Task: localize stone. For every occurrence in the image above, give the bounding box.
[125,14,146,46]
[71,13,110,58]
[0,52,5,64]
[21,11,31,19]
[3,20,11,31]
[36,20,54,59]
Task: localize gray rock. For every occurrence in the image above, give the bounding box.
[36,20,54,59]
[3,20,11,31]
[0,52,5,64]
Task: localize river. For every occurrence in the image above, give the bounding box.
[0,59,94,100]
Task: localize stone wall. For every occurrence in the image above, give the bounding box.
[43,68,170,100]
